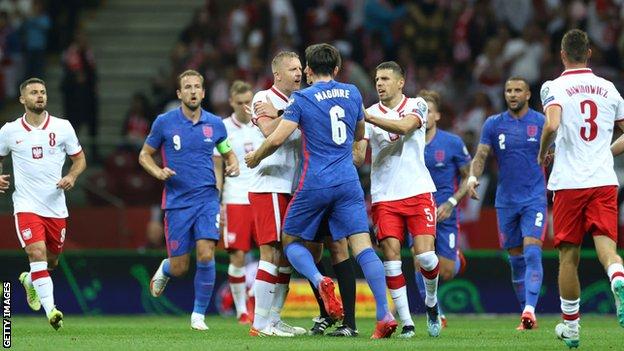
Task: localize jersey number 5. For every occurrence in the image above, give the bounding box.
[580,99,598,142]
[330,105,347,145]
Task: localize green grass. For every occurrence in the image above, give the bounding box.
[7,315,624,350]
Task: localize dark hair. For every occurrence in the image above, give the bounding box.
[505,76,530,90]
[561,29,590,63]
[376,61,404,78]
[418,89,441,111]
[305,43,341,76]
[177,69,204,89]
[19,78,46,94]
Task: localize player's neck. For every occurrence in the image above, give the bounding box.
[508,106,529,119]
[233,112,250,125]
[181,105,201,123]
[425,125,437,143]
[273,84,292,97]
[310,74,333,84]
[380,94,403,110]
[564,63,588,71]
[24,110,47,127]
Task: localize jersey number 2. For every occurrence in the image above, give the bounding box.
[580,99,598,142]
[330,105,347,145]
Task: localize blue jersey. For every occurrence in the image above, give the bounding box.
[283,80,363,191]
[145,107,227,210]
[479,108,546,208]
[425,129,471,221]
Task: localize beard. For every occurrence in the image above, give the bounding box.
[27,101,46,114]
[509,100,526,113]
[183,100,201,111]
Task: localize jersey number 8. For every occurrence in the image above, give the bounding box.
[330,105,347,145]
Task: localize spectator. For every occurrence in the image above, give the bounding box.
[20,0,49,79]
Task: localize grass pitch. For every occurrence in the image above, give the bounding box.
[8,314,623,350]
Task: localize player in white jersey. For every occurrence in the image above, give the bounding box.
[353,61,441,338]
[247,51,306,337]
[538,29,624,348]
[0,78,86,330]
[214,81,264,324]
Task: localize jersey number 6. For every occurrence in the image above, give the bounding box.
[330,105,347,145]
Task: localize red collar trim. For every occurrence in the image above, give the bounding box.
[378,95,407,114]
[21,112,50,131]
[561,68,593,76]
[230,113,243,128]
[270,86,289,103]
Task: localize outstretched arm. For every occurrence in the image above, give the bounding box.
[245,119,299,168]
[364,109,421,135]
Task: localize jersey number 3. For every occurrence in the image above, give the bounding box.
[330,105,347,145]
[580,99,598,142]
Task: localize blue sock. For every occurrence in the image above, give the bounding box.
[162,258,172,278]
[356,248,389,321]
[523,245,543,310]
[414,271,427,303]
[193,260,216,315]
[284,242,323,287]
[509,255,526,309]
[453,257,461,276]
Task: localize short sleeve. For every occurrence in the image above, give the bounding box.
[614,91,624,122]
[145,116,164,149]
[351,87,364,121]
[453,136,471,169]
[250,91,265,124]
[540,80,564,111]
[364,121,372,140]
[0,124,9,156]
[479,117,495,146]
[282,94,302,124]
[215,119,227,145]
[63,121,82,156]
[401,97,428,126]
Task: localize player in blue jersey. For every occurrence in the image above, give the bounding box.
[245,43,397,339]
[139,69,239,330]
[467,77,546,330]
[413,89,471,327]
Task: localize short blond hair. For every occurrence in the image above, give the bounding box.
[418,89,441,111]
[271,51,299,73]
[229,80,252,97]
[177,69,204,89]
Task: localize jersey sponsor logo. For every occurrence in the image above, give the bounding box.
[527,125,538,142]
[31,146,43,159]
[21,228,32,240]
[434,149,445,167]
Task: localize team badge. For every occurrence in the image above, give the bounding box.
[21,228,32,240]
[527,125,538,142]
[203,126,213,138]
[434,149,445,167]
[31,146,43,159]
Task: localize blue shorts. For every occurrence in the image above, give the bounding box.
[164,200,220,257]
[406,219,459,261]
[496,203,547,249]
[283,180,369,241]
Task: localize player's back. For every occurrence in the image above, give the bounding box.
[283,80,362,191]
[541,68,624,190]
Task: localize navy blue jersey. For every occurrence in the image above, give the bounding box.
[146,107,227,209]
[283,80,363,191]
[425,129,471,220]
[479,108,546,208]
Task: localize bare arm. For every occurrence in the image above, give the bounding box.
[213,155,224,192]
[138,143,176,181]
[467,144,491,200]
[364,109,422,135]
[0,156,9,193]
[222,150,240,177]
[611,120,624,156]
[57,151,87,190]
[245,119,299,168]
[252,100,282,137]
[538,105,561,165]
[256,116,283,137]
[353,139,368,168]
[437,164,471,222]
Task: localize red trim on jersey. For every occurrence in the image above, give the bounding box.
[296,130,309,192]
[396,96,408,114]
[560,68,593,76]
[68,149,83,157]
[230,114,243,129]
[41,112,51,129]
[20,117,31,131]
[270,86,289,103]
[378,103,388,114]
[378,95,407,114]
[160,147,168,209]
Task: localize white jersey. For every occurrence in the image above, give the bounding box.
[541,68,624,190]
[219,114,265,204]
[0,113,82,218]
[249,86,301,194]
[365,95,436,203]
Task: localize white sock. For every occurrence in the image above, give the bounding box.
[607,263,624,291]
[253,261,277,331]
[228,264,248,317]
[30,261,54,316]
[270,266,292,324]
[383,260,413,327]
[560,297,580,332]
[416,251,439,308]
